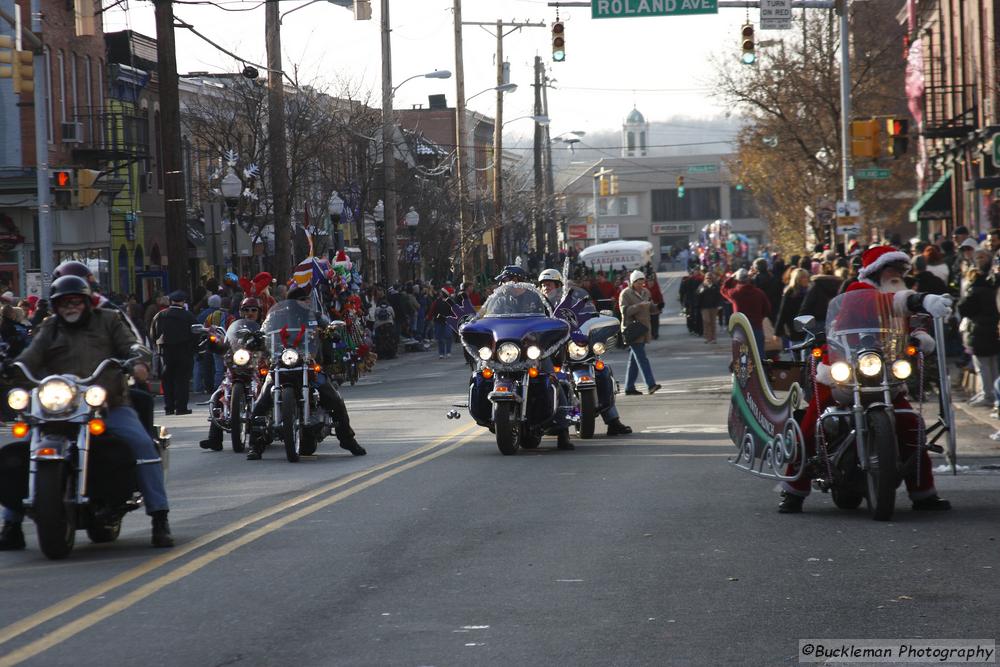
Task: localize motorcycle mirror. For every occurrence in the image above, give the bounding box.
[793,315,816,333]
[190,324,206,334]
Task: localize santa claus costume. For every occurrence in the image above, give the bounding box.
[779,246,953,513]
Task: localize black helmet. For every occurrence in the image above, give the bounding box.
[495,265,528,283]
[52,260,93,281]
[49,275,92,302]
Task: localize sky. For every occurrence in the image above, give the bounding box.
[103,0,768,143]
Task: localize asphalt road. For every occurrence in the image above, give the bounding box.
[0,275,998,666]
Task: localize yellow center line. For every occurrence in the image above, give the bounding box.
[0,429,482,667]
[0,421,477,650]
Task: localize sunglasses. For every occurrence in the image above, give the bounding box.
[240,307,259,312]
[55,296,87,308]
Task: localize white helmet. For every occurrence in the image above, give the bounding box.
[537,268,563,284]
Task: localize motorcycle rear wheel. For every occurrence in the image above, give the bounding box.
[281,386,301,463]
[578,388,597,439]
[230,382,247,453]
[86,518,122,543]
[865,410,898,521]
[494,403,520,456]
[34,464,76,559]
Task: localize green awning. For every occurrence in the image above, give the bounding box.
[909,170,953,224]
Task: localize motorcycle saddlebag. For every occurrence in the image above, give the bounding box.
[0,441,29,512]
[86,436,138,504]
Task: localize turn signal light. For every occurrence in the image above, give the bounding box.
[312,363,322,373]
[579,375,592,383]
[495,385,509,392]
[528,367,539,378]
[259,367,268,376]
[906,344,918,357]
[209,335,218,343]
[482,368,494,379]
[811,348,823,359]
[11,422,28,438]
[88,419,106,436]
[553,365,561,373]
[36,447,57,457]
[595,360,605,371]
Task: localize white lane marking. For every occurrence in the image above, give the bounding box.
[641,425,727,434]
[556,579,584,583]
[461,625,490,630]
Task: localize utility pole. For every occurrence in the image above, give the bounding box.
[532,55,544,258]
[492,19,504,269]
[380,0,399,286]
[154,0,190,293]
[452,0,473,283]
[265,0,291,283]
[542,68,556,256]
[836,0,852,206]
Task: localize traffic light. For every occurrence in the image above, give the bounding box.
[0,36,34,95]
[740,23,755,65]
[77,169,102,207]
[850,119,881,159]
[51,169,75,209]
[598,173,610,197]
[610,174,619,196]
[886,117,909,157]
[676,175,685,199]
[552,21,565,62]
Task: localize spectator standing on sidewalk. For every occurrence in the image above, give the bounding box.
[427,287,454,359]
[646,269,665,339]
[721,268,771,354]
[619,270,661,395]
[775,268,810,350]
[696,272,722,344]
[957,249,1000,408]
[751,258,782,321]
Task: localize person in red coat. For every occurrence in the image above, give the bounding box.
[645,269,665,339]
[721,268,771,353]
[779,246,954,514]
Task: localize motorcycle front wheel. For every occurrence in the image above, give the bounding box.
[230,382,247,453]
[577,388,597,439]
[494,403,520,456]
[34,463,76,559]
[280,386,301,463]
[865,409,898,521]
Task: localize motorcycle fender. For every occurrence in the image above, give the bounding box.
[489,377,521,403]
[572,369,596,389]
[31,435,70,461]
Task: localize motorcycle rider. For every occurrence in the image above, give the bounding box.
[538,269,632,437]
[0,276,173,550]
[778,246,953,514]
[199,297,263,451]
[492,265,575,450]
[247,283,365,460]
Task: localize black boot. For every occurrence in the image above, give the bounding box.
[151,511,174,548]
[778,492,804,514]
[0,521,25,551]
[912,495,952,511]
[199,439,223,452]
[606,419,632,436]
[557,430,575,450]
[340,440,367,456]
[246,444,262,461]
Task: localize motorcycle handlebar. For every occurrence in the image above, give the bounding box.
[12,356,135,386]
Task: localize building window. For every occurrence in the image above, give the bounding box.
[651,187,720,222]
[56,50,65,125]
[626,132,635,154]
[730,186,759,219]
[70,52,78,121]
[84,56,93,142]
[97,59,104,109]
[598,195,638,216]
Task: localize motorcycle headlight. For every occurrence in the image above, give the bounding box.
[6,388,29,411]
[567,342,588,361]
[38,379,76,413]
[526,345,542,360]
[858,352,883,377]
[496,342,520,364]
[830,361,852,383]
[84,386,107,408]
[478,346,492,361]
[233,349,251,366]
[281,349,301,366]
[892,359,912,380]
[592,342,607,356]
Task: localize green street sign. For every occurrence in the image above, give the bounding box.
[855,167,891,180]
[686,164,718,174]
[592,0,718,19]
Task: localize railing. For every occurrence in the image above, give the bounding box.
[69,106,150,157]
[923,84,978,139]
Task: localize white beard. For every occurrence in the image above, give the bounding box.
[879,277,907,293]
[61,311,83,323]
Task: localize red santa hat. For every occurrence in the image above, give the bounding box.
[857,246,909,280]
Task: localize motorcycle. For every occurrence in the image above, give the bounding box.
[0,351,171,559]
[194,320,266,453]
[256,299,338,462]
[562,314,621,439]
[458,282,573,455]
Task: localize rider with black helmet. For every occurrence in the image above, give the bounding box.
[0,276,173,550]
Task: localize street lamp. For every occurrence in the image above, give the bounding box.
[466,82,517,103]
[373,199,385,285]
[220,169,243,273]
[328,191,345,253]
[392,69,452,95]
[404,206,419,280]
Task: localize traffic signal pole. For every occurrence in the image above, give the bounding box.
[27,1,53,294]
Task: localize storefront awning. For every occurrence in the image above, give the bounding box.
[909,170,953,223]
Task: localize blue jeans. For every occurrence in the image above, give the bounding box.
[214,353,225,387]
[625,342,656,391]
[595,363,620,423]
[434,321,452,356]
[3,406,168,523]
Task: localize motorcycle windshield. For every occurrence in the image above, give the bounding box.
[262,300,319,360]
[225,319,261,348]
[479,283,551,318]
[825,290,906,364]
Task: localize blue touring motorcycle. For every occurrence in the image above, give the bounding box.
[458,283,574,455]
